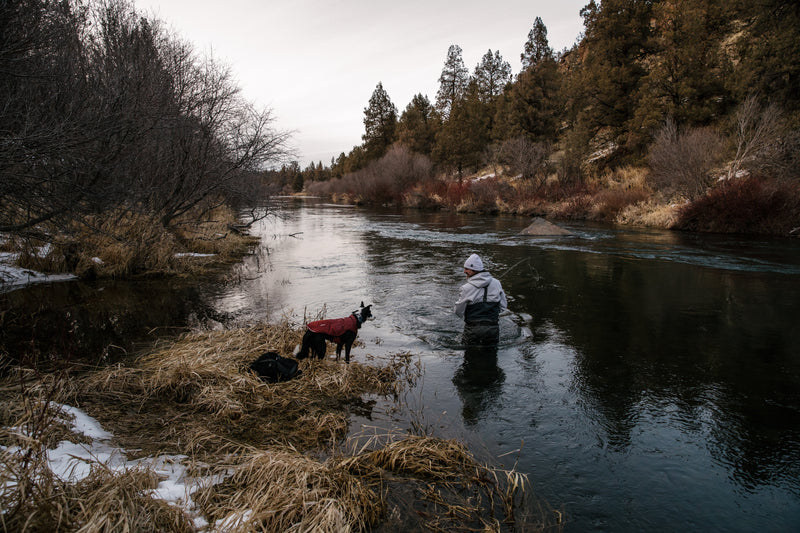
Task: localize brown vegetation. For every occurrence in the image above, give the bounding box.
[647,120,725,200]
[9,206,257,279]
[674,176,800,235]
[1,319,560,532]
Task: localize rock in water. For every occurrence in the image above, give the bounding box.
[518,217,574,236]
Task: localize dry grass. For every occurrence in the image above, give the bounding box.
[615,198,682,228]
[2,320,560,532]
[0,370,194,533]
[12,205,256,279]
[192,446,384,532]
[190,434,555,532]
[77,319,417,457]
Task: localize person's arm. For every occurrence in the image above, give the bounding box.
[494,278,508,311]
[454,285,470,318]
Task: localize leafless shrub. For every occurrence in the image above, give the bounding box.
[495,137,551,189]
[647,119,725,199]
[728,96,798,182]
[589,188,650,222]
[307,145,433,204]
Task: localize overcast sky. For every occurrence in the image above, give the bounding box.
[135,0,589,167]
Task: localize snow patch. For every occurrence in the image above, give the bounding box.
[2,403,214,529]
[0,252,76,293]
[175,252,216,258]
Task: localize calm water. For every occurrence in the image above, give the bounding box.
[4,197,800,531]
[214,198,800,532]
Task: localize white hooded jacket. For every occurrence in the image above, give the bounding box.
[454,271,508,320]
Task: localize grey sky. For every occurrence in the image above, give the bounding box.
[135,0,588,166]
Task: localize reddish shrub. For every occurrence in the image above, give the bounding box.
[675,177,800,236]
[590,188,650,221]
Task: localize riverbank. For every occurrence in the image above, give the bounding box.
[0,206,261,293]
[309,163,800,238]
[0,320,561,532]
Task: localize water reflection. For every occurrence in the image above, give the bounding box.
[452,343,505,426]
[0,278,223,366]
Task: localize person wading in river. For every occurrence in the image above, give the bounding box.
[454,253,507,346]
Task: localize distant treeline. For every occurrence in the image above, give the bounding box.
[0,0,290,244]
[272,0,799,235]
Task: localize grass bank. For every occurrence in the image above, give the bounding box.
[1,205,259,281]
[1,320,562,532]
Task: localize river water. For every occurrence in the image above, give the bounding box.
[4,197,800,531]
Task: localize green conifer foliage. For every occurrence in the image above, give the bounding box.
[397,94,439,156]
[732,0,800,118]
[521,16,554,71]
[362,82,398,160]
[435,45,470,120]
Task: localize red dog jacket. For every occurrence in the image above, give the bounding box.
[306,315,359,344]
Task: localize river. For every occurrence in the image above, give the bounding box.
[3,197,800,531]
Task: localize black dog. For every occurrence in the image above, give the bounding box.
[296,302,373,363]
[249,352,300,383]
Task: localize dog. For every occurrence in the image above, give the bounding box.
[295,302,373,363]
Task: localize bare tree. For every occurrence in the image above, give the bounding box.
[727,96,788,180]
[495,137,551,190]
[648,119,724,199]
[0,0,291,245]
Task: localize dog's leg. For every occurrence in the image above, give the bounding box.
[312,335,327,360]
[335,343,343,361]
[344,342,352,364]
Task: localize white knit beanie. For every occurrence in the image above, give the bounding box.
[464,253,484,272]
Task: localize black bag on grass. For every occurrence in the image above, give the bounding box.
[249,352,300,383]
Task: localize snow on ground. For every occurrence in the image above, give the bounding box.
[175,252,216,258]
[2,403,220,530]
[0,251,216,293]
[0,252,76,293]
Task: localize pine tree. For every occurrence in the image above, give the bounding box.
[567,0,655,160]
[435,45,469,120]
[521,16,554,71]
[433,80,490,176]
[732,0,800,117]
[397,93,438,156]
[495,57,561,143]
[496,18,561,143]
[362,82,398,160]
[474,49,512,103]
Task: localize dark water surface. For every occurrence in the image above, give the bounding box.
[215,198,800,532]
[4,197,800,531]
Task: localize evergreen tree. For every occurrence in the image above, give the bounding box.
[521,16,554,71]
[732,0,800,117]
[435,44,469,119]
[397,93,438,156]
[495,56,561,143]
[433,80,490,176]
[362,82,398,160]
[567,0,655,160]
[630,0,730,143]
[474,49,512,103]
[496,18,561,143]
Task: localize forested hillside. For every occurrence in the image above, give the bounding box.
[288,0,799,236]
